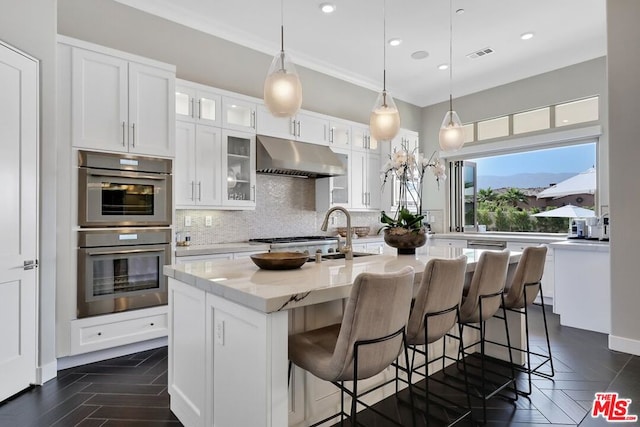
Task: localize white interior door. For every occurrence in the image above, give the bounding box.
[0,41,39,402]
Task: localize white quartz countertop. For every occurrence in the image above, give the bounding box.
[175,242,270,257]
[548,240,610,252]
[431,232,566,244]
[164,246,521,314]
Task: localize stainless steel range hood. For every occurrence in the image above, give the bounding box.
[256,135,346,178]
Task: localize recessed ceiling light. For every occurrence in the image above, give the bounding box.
[456,8,465,15]
[319,3,336,14]
[520,32,535,40]
[388,38,402,47]
[411,50,429,60]
[438,63,449,71]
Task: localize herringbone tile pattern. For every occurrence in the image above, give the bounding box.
[0,305,638,426]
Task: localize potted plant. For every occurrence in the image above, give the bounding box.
[379,143,446,254]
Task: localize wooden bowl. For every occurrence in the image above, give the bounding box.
[250,252,309,270]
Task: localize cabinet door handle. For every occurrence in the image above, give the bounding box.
[251,185,256,202]
[329,127,334,143]
[290,119,296,136]
[122,121,126,146]
[190,98,195,118]
[198,182,202,201]
[197,99,202,119]
[23,260,38,270]
[251,111,256,129]
[191,181,195,201]
[132,123,136,147]
[296,120,301,137]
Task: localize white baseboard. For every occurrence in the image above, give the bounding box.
[36,360,58,384]
[57,337,168,371]
[608,334,640,356]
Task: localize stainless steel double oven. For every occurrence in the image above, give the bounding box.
[77,150,172,318]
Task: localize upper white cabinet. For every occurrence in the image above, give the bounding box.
[257,106,329,145]
[175,121,223,207]
[351,150,381,210]
[391,129,419,153]
[222,130,257,208]
[176,80,221,127]
[328,119,351,149]
[222,97,256,132]
[351,124,380,153]
[316,147,350,209]
[71,46,175,157]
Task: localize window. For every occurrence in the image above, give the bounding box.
[450,143,597,233]
[513,107,550,134]
[556,97,599,127]
[477,116,509,140]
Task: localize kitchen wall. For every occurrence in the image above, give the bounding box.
[607,0,640,356]
[0,0,58,380]
[56,0,423,130]
[175,175,382,244]
[419,57,609,216]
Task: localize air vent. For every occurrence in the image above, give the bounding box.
[467,47,495,60]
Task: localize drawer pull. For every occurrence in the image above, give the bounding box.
[97,332,102,336]
[150,323,155,326]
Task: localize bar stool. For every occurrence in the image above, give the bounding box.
[288,267,415,426]
[489,245,554,396]
[458,249,517,424]
[399,255,472,426]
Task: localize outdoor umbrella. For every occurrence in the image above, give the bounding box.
[536,167,596,199]
[532,204,595,218]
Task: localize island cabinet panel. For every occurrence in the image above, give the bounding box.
[168,279,206,427]
[168,278,289,427]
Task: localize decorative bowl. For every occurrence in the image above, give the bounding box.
[336,226,370,238]
[354,226,370,237]
[250,252,309,270]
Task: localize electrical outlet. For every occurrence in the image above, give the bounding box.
[215,320,225,345]
[184,215,192,227]
[205,216,212,227]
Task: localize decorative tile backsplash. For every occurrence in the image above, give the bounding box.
[175,175,383,245]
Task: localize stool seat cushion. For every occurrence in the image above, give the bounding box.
[289,324,341,381]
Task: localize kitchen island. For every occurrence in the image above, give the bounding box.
[163,246,522,427]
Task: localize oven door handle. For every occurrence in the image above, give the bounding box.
[86,170,168,181]
[86,248,167,256]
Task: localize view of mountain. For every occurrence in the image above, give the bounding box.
[477,172,577,190]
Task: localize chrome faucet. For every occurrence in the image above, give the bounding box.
[321,206,353,260]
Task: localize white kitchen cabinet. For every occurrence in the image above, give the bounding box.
[175,121,223,207]
[175,125,256,210]
[351,150,381,211]
[257,106,329,145]
[222,130,257,208]
[352,239,385,254]
[506,242,555,306]
[69,306,168,355]
[552,243,610,333]
[175,80,221,126]
[71,46,175,157]
[391,129,419,153]
[429,238,468,248]
[316,147,351,210]
[222,96,256,132]
[351,123,380,153]
[328,119,351,148]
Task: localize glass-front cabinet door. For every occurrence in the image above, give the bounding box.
[175,83,221,126]
[222,96,256,132]
[221,130,256,208]
[329,148,350,207]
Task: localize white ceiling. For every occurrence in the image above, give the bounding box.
[114,0,607,107]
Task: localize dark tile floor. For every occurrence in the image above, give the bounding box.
[0,305,638,426]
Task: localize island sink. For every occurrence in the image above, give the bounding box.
[306,252,374,262]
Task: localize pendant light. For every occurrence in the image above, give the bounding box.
[369,0,400,142]
[438,0,464,151]
[264,0,302,118]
